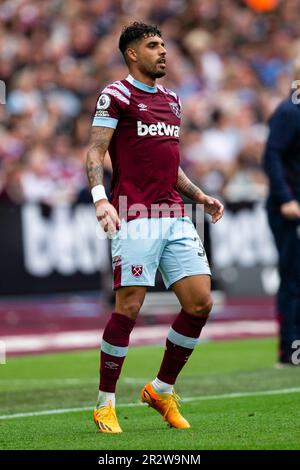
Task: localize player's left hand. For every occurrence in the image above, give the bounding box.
[195,192,224,224]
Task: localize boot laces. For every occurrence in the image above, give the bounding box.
[106,400,116,421]
[96,400,115,422]
[162,391,181,420]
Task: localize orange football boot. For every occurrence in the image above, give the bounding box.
[141,383,191,428]
[93,400,122,433]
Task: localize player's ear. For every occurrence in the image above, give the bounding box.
[126,47,137,63]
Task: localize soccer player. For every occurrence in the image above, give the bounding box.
[263,58,300,366]
[86,22,224,433]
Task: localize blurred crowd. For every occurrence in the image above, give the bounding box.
[1,0,299,206]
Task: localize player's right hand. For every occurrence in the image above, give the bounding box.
[280,200,300,220]
[95,199,121,234]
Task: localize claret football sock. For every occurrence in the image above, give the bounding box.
[157,309,208,385]
[96,391,116,408]
[151,377,173,394]
[99,312,135,393]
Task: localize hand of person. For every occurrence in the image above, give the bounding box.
[195,191,224,224]
[95,199,121,234]
[280,200,300,220]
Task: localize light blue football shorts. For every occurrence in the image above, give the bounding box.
[111,216,211,290]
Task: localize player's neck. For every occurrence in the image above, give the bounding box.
[128,70,156,88]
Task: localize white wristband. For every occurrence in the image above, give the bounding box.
[91,185,108,203]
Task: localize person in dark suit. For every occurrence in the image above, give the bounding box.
[263,66,300,365]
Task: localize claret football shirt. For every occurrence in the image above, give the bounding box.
[92,74,184,220]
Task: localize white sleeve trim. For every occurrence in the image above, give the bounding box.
[92,117,118,128]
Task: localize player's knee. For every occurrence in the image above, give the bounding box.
[120,300,143,319]
[189,296,213,317]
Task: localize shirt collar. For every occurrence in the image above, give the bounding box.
[126,74,157,93]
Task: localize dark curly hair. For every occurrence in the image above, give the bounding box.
[119,22,162,57]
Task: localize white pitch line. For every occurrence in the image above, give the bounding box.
[0,377,146,387]
[0,387,300,421]
[0,378,98,386]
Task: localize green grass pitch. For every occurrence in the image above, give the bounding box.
[0,338,300,450]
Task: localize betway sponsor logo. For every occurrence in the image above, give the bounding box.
[137,121,179,137]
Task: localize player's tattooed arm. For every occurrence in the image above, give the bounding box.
[86,126,114,188]
[176,166,202,201]
[177,166,224,223]
[86,126,121,234]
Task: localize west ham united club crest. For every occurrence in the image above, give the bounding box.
[131,265,143,277]
[169,102,181,118]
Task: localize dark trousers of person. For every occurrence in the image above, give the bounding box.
[267,202,300,363]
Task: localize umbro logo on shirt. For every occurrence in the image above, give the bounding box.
[137,121,180,137]
[138,103,148,111]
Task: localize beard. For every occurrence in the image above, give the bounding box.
[140,62,166,79]
[150,69,166,79]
